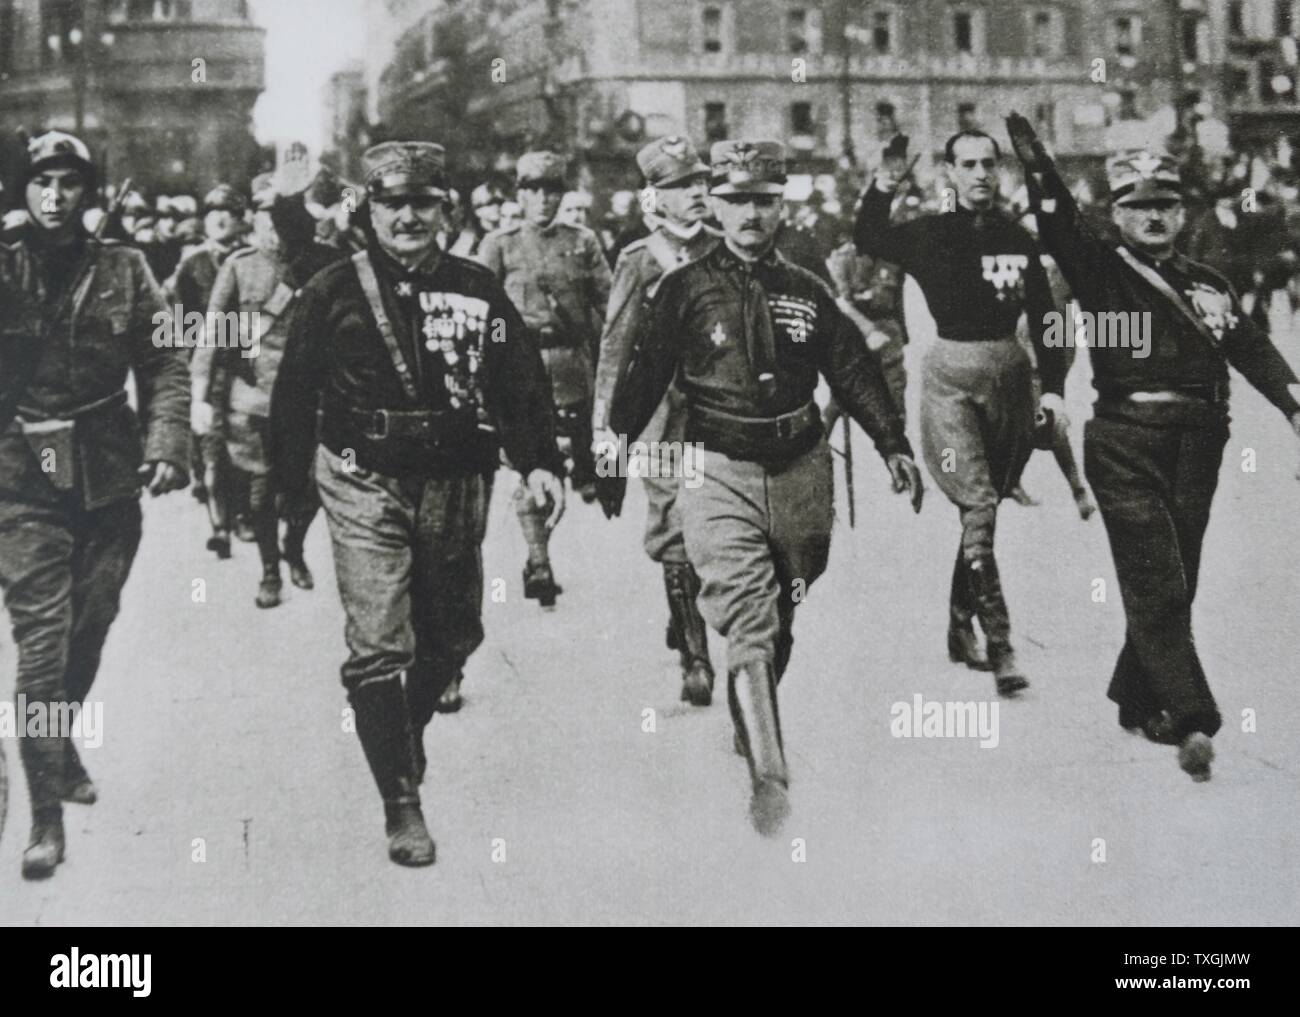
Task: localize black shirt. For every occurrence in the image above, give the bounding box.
[855,187,1056,370]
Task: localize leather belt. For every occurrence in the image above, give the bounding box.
[349,407,457,441]
[691,401,820,445]
[17,389,128,423]
[1107,380,1228,406]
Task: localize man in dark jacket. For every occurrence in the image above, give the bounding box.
[0,131,190,879]
[1008,113,1300,781]
[271,141,564,867]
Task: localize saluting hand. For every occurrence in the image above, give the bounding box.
[1005,112,1048,172]
[887,454,924,514]
[527,469,566,529]
[140,461,187,497]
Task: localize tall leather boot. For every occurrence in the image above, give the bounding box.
[947,547,990,671]
[517,501,561,606]
[349,675,436,866]
[967,555,1029,696]
[728,660,790,836]
[663,562,714,706]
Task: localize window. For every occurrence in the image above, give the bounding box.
[0,0,13,74]
[1113,15,1141,57]
[1027,9,1063,58]
[954,11,972,53]
[1227,66,1250,101]
[872,10,891,53]
[1118,90,1138,120]
[790,101,814,135]
[704,102,728,142]
[1228,2,1244,37]
[702,7,722,53]
[957,102,977,131]
[788,8,807,54]
[41,0,82,67]
[1034,101,1055,142]
[1181,14,1202,63]
[1278,1,1294,37]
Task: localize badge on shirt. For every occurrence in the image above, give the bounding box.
[418,292,490,364]
[770,294,817,343]
[981,255,1028,302]
[1184,282,1237,344]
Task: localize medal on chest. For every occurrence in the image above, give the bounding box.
[415,291,491,406]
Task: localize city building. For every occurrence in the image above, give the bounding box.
[367,0,1300,198]
[321,59,367,182]
[0,0,265,197]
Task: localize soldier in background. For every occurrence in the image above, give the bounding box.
[271,141,563,866]
[593,136,720,705]
[167,183,250,558]
[478,151,612,606]
[0,131,190,879]
[194,172,340,608]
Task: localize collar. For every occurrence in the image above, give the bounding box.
[373,243,442,283]
[715,238,782,272]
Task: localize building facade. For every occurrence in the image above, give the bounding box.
[0,0,265,197]
[322,60,367,183]
[367,2,1300,189]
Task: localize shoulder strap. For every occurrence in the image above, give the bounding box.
[1115,246,1223,350]
[351,251,418,401]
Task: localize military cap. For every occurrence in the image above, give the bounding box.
[250,172,277,210]
[636,136,709,188]
[515,151,566,187]
[709,140,787,196]
[25,130,95,185]
[1107,149,1182,205]
[362,141,449,200]
[203,184,248,215]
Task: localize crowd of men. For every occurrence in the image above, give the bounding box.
[4,111,1300,879]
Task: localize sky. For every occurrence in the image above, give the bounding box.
[249,0,370,152]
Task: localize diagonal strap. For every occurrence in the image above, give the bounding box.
[1116,246,1223,351]
[352,251,418,401]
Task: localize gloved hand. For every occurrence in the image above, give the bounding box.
[886,453,924,514]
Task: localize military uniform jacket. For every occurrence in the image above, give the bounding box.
[0,228,190,509]
[1028,161,1300,423]
[165,238,243,312]
[271,243,562,498]
[610,242,912,462]
[476,218,612,407]
[194,245,305,418]
[592,223,718,430]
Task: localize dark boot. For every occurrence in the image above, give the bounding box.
[967,555,1028,696]
[663,562,714,706]
[947,549,990,671]
[63,742,97,805]
[206,531,232,560]
[350,676,435,867]
[728,661,790,836]
[22,806,65,880]
[282,519,314,590]
[435,673,463,715]
[522,560,561,607]
[255,563,283,609]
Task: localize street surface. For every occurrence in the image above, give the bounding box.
[2,287,1299,926]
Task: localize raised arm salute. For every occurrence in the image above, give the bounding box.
[1007,111,1300,782]
[855,131,1062,696]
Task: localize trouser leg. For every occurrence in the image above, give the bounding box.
[249,473,280,570]
[0,502,74,815]
[407,473,491,735]
[1085,417,1224,738]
